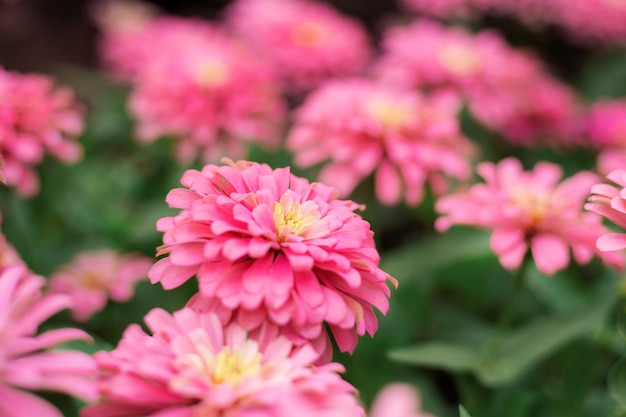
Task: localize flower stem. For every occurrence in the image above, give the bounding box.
[481,258,528,364]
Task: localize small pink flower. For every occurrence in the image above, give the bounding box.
[127,20,286,164]
[0,68,84,197]
[585,170,626,252]
[369,383,436,417]
[436,157,623,275]
[149,159,395,353]
[224,0,372,94]
[0,265,98,417]
[48,249,152,322]
[83,307,365,417]
[287,79,477,206]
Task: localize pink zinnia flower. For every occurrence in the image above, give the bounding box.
[127,20,286,164]
[369,383,436,417]
[149,159,395,353]
[586,99,626,175]
[287,79,477,206]
[585,170,626,252]
[0,265,97,417]
[224,0,372,94]
[554,0,626,45]
[435,157,623,275]
[0,67,84,197]
[48,249,152,322]
[83,307,365,417]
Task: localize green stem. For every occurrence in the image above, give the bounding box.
[481,258,528,363]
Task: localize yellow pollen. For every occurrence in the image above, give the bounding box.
[82,271,106,291]
[196,61,229,88]
[292,21,327,47]
[273,195,322,242]
[211,345,263,386]
[511,188,551,228]
[437,44,481,76]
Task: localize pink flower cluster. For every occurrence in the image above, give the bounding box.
[586,170,626,252]
[0,67,84,197]
[287,79,477,206]
[48,249,152,322]
[369,383,436,417]
[224,0,373,94]
[0,266,97,417]
[149,159,395,354]
[83,307,364,417]
[435,157,623,275]
[374,19,583,147]
[95,8,286,164]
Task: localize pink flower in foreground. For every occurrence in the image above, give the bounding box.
[83,307,364,417]
[0,266,97,417]
[150,159,395,353]
[0,68,84,197]
[225,0,372,94]
[586,99,626,175]
[48,250,152,322]
[585,170,626,252]
[369,383,436,417]
[128,20,286,164]
[435,157,623,275]
[287,79,477,206]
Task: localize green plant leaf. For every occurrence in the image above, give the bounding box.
[388,342,479,372]
[609,356,626,408]
[478,301,613,386]
[459,404,473,417]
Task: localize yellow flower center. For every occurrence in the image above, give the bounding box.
[196,61,229,88]
[366,97,413,130]
[510,188,551,228]
[292,21,328,47]
[176,340,264,389]
[437,44,481,76]
[82,271,106,291]
[273,194,322,242]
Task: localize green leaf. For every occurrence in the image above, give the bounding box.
[388,342,479,372]
[478,301,613,386]
[609,356,626,408]
[459,404,473,417]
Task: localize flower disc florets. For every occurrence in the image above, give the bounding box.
[150,159,395,353]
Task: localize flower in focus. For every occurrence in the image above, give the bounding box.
[0,265,97,417]
[0,67,84,197]
[585,170,626,252]
[126,19,286,164]
[149,159,395,353]
[224,0,372,94]
[83,307,365,417]
[48,249,152,322]
[287,79,477,206]
[369,383,436,417]
[586,99,626,175]
[435,157,623,275]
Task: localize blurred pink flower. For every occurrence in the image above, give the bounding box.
[48,249,152,322]
[554,0,626,45]
[287,79,477,206]
[224,0,372,94]
[369,383,436,417]
[0,214,24,271]
[127,20,286,164]
[0,265,97,417]
[0,68,84,197]
[375,19,583,147]
[83,307,364,417]
[149,159,395,353]
[585,170,626,252]
[436,157,623,275]
[586,99,626,175]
